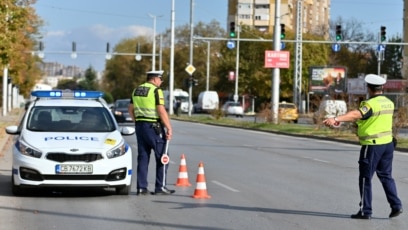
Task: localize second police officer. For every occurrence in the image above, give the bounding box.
[128,70,175,195]
[323,74,402,219]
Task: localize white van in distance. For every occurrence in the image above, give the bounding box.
[194,91,219,113]
[163,89,191,113]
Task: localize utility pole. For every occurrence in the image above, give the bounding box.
[187,0,195,116]
[293,0,303,112]
[169,0,176,115]
[271,0,282,124]
[403,0,408,79]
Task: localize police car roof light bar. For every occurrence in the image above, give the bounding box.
[31,90,104,99]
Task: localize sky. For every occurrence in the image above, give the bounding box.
[33,0,404,72]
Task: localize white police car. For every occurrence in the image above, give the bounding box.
[6,90,135,195]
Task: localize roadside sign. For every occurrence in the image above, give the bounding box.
[377,44,385,52]
[332,43,341,52]
[264,50,290,69]
[227,40,235,49]
[280,42,285,50]
[185,64,196,75]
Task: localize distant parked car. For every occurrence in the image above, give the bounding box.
[112,99,133,123]
[222,101,244,117]
[279,102,299,123]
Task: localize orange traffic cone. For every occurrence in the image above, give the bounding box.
[192,162,211,199]
[176,154,191,186]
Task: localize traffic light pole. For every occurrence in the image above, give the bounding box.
[187,0,195,117]
[234,26,240,103]
[377,32,383,76]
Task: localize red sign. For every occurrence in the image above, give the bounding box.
[161,155,169,165]
[264,50,290,68]
[383,80,407,91]
[228,71,235,81]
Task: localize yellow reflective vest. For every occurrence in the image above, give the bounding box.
[131,82,165,122]
[356,95,394,145]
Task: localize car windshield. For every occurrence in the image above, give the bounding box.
[230,102,241,106]
[27,106,116,132]
[280,104,296,109]
[115,100,129,108]
[175,96,189,103]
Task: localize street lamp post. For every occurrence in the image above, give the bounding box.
[169,0,176,115]
[149,14,162,71]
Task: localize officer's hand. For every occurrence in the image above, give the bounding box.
[166,129,172,140]
[323,118,334,127]
[323,117,339,128]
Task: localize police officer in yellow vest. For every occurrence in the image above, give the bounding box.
[323,74,402,219]
[128,70,175,195]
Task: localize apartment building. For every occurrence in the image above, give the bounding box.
[227,0,330,36]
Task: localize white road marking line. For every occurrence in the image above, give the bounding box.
[313,158,330,163]
[302,156,329,163]
[211,180,240,192]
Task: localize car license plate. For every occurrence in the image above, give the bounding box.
[55,164,93,174]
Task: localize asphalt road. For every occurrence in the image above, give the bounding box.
[0,120,407,229]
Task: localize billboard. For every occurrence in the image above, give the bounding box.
[309,66,347,94]
[347,78,367,94]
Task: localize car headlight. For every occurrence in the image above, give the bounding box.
[15,139,42,158]
[114,111,123,116]
[106,140,129,159]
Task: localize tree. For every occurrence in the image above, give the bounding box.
[214,25,329,104]
[57,79,78,90]
[101,20,226,101]
[327,17,404,79]
[78,66,99,90]
[101,37,153,100]
[0,0,43,98]
[365,36,403,79]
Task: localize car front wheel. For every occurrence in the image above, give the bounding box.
[115,185,130,195]
[11,175,25,196]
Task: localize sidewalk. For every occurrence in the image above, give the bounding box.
[0,108,24,156]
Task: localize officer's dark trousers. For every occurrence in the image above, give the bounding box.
[358,143,402,216]
[135,122,168,191]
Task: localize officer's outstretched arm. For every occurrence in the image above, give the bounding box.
[323,110,362,127]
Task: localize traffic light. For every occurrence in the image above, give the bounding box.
[335,25,342,41]
[39,41,43,51]
[106,42,110,53]
[229,22,236,38]
[380,26,386,42]
[280,24,286,39]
